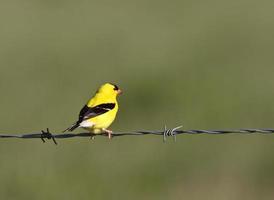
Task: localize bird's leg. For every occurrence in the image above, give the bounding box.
[90,135,96,140]
[103,128,113,139]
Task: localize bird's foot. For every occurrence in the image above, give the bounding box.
[90,135,96,140]
[103,129,113,139]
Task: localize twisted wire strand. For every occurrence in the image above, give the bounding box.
[0,126,274,145]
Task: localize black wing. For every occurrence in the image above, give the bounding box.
[63,103,115,132]
[79,103,116,121]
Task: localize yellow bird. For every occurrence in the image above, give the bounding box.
[63,83,122,138]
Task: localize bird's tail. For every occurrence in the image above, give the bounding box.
[63,122,80,133]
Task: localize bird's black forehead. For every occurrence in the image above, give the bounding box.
[113,84,119,90]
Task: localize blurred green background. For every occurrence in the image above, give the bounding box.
[0,0,274,199]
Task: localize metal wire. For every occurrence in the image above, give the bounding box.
[0,126,274,145]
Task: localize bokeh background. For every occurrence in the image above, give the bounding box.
[0,0,274,199]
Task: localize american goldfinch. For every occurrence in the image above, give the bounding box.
[64,83,122,138]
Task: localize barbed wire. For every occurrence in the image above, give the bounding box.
[0,126,274,145]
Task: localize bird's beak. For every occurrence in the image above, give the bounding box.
[117,89,122,95]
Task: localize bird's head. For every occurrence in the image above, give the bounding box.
[97,83,122,97]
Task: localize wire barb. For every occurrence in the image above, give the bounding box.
[163,125,182,143]
[171,125,182,142]
[41,128,57,145]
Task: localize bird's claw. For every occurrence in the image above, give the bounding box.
[103,129,113,140]
[90,135,96,140]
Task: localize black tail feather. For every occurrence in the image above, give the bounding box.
[63,122,80,133]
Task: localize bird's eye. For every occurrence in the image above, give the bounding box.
[113,84,119,91]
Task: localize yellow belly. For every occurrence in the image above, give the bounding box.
[84,107,118,134]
